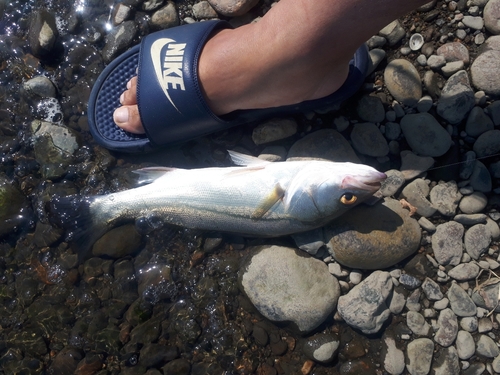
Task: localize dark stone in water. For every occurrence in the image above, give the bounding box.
[28,10,58,58]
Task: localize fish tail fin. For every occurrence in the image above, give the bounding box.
[47,195,107,259]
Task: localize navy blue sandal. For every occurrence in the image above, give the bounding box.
[88,20,370,153]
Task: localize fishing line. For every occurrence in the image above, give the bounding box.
[422,153,500,172]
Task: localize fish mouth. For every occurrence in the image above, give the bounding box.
[342,171,387,192]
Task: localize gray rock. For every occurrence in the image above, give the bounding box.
[150,2,179,30]
[382,336,406,375]
[476,335,500,358]
[207,0,259,16]
[436,42,470,64]
[388,288,406,314]
[251,118,297,145]
[464,224,491,259]
[486,217,500,240]
[447,283,477,317]
[471,50,500,95]
[436,70,475,124]
[460,316,478,332]
[192,1,218,18]
[379,20,406,46]
[380,169,406,196]
[434,308,458,347]
[429,181,462,217]
[484,0,500,34]
[460,151,477,180]
[28,10,58,58]
[423,70,444,99]
[367,48,386,75]
[465,106,494,138]
[448,263,480,281]
[486,101,500,125]
[472,279,500,312]
[337,271,392,334]
[356,95,385,123]
[102,21,137,63]
[287,129,359,162]
[142,0,164,11]
[427,55,447,69]
[112,3,132,25]
[407,311,431,336]
[23,76,57,99]
[478,317,493,333]
[432,346,460,375]
[432,221,464,266]
[441,60,464,77]
[367,36,387,49]
[401,179,437,217]
[350,122,389,157]
[239,245,340,333]
[456,330,475,359]
[421,277,444,300]
[385,122,401,140]
[493,354,500,373]
[326,198,421,269]
[400,113,452,157]
[470,160,492,193]
[258,145,287,162]
[473,129,500,158]
[462,15,484,29]
[400,151,435,180]
[92,224,142,258]
[418,217,436,232]
[416,95,433,112]
[481,35,500,53]
[459,191,488,214]
[406,338,434,375]
[384,59,422,106]
[302,333,339,363]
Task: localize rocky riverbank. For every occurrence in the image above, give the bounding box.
[0,0,499,374]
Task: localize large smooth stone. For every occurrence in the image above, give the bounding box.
[384,59,422,106]
[325,198,421,269]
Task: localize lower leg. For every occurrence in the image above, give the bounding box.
[114,0,429,134]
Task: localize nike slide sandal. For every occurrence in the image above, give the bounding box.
[88,20,370,153]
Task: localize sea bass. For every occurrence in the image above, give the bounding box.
[51,151,386,247]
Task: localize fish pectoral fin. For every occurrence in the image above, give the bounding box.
[133,167,178,184]
[228,150,271,167]
[225,165,267,177]
[251,183,285,220]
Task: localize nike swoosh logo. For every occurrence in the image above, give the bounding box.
[150,38,181,113]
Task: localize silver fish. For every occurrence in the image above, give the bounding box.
[52,151,386,248]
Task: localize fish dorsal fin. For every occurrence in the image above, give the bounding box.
[251,183,285,220]
[228,150,271,167]
[132,167,178,184]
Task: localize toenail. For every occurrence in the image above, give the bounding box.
[114,107,129,123]
[119,92,125,104]
[126,80,132,90]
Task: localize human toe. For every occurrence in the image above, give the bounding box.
[120,77,138,105]
[113,105,145,134]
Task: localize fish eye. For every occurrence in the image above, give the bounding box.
[340,193,357,205]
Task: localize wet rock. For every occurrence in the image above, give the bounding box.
[429,181,462,216]
[356,95,385,123]
[471,161,492,193]
[400,151,434,180]
[380,169,405,196]
[207,0,259,16]
[379,20,406,46]
[432,221,464,266]
[337,271,392,334]
[302,333,340,363]
[382,335,405,375]
[287,129,359,162]
[162,358,190,374]
[448,263,480,280]
[400,113,452,157]
[427,54,447,69]
[476,334,500,358]
[239,245,340,333]
[112,3,132,25]
[465,107,495,138]
[384,59,422,106]
[102,21,137,63]
[251,118,297,145]
[28,10,59,58]
[325,198,420,269]
[150,2,179,29]
[0,175,28,237]
[473,129,500,157]
[350,122,389,157]
[49,348,83,375]
[30,120,80,179]
[464,224,491,259]
[434,308,458,347]
[401,178,437,217]
[406,338,434,375]
[484,0,500,34]
[436,70,475,124]
[384,121,401,140]
[447,282,477,317]
[23,76,57,99]
[471,51,500,96]
[142,0,164,11]
[34,222,63,247]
